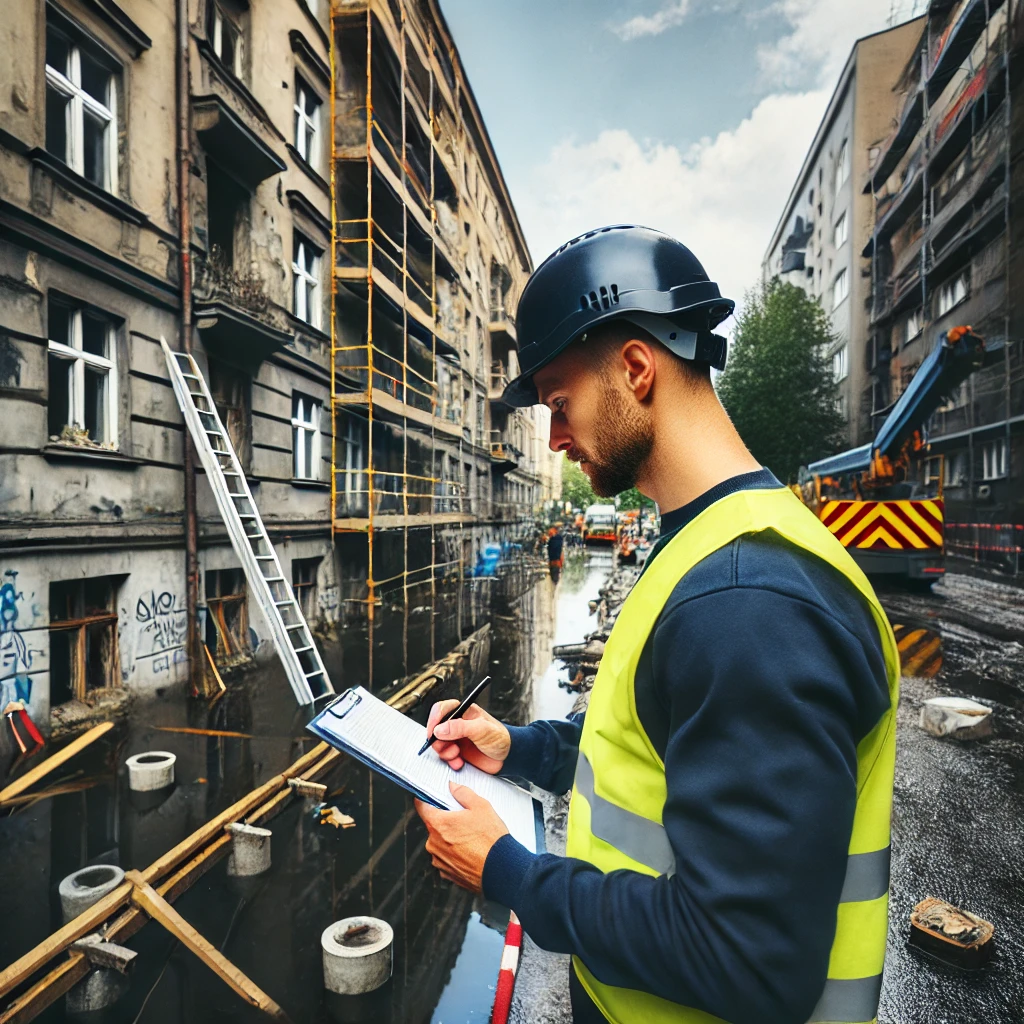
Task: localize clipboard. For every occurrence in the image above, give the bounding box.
[307,686,545,854]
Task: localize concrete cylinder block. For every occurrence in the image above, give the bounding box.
[66,968,129,1014]
[322,917,394,995]
[125,750,176,791]
[59,864,126,923]
[226,822,273,877]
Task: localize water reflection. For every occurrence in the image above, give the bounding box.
[0,552,613,1022]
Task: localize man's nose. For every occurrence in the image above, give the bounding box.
[549,416,572,453]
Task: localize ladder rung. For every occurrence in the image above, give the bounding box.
[305,670,325,678]
[182,373,199,380]
[255,555,274,560]
[239,514,257,519]
[228,492,248,498]
[204,429,222,436]
[264,576,284,583]
[274,600,296,607]
[293,645,314,654]
[285,623,305,631]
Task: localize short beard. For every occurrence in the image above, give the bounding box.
[569,378,654,498]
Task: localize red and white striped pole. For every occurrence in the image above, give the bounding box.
[491,911,522,1024]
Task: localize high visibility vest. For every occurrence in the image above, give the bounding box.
[565,486,900,1024]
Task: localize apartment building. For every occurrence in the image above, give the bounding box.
[864,0,1022,524]
[763,18,926,447]
[0,0,558,732]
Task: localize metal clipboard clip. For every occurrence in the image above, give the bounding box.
[326,688,362,720]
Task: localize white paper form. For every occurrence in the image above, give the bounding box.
[308,686,541,853]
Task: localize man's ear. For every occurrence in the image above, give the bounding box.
[620,339,656,401]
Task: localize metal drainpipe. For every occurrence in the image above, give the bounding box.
[177,0,201,693]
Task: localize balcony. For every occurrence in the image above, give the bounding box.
[489,431,522,473]
[489,362,510,403]
[488,309,517,356]
[866,88,924,195]
[928,0,1006,104]
[863,166,923,257]
[927,179,1007,286]
[192,94,285,192]
[193,248,291,366]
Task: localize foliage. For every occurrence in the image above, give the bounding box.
[560,458,596,509]
[615,486,644,511]
[716,279,846,482]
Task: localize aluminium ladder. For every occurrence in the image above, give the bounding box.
[161,338,333,706]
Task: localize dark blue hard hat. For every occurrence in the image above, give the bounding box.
[503,225,734,407]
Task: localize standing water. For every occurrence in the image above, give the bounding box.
[0,548,614,1023]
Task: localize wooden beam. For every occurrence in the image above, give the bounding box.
[0,722,114,805]
[124,872,292,1022]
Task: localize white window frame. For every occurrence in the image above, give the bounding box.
[210,4,244,78]
[834,139,850,196]
[832,268,849,309]
[937,272,969,317]
[981,438,1007,481]
[291,393,322,481]
[48,306,118,445]
[343,417,364,502]
[294,76,321,166]
[833,211,848,249]
[945,452,967,486]
[832,345,849,383]
[292,235,322,329]
[45,27,118,193]
[905,308,923,345]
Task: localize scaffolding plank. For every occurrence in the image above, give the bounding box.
[0,722,114,806]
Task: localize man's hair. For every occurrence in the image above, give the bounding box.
[585,319,712,387]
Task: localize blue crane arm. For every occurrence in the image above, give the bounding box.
[806,328,999,479]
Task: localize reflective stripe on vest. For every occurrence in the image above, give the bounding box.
[565,486,900,1024]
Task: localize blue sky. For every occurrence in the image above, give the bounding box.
[440,0,927,320]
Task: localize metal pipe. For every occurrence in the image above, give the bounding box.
[176,0,201,693]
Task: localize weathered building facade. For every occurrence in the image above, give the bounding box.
[763,18,926,447]
[863,0,1023,526]
[0,0,558,732]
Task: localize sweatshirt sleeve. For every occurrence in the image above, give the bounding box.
[498,712,584,794]
[482,586,890,1024]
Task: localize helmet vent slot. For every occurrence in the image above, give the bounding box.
[580,285,620,312]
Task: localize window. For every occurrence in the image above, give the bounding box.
[981,439,1008,481]
[833,345,849,382]
[833,211,848,249]
[292,235,322,328]
[205,569,250,667]
[936,272,968,317]
[208,359,251,472]
[834,139,850,195]
[45,20,118,192]
[945,452,967,486]
[208,2,243,78]
[831,268,849,309]
[292,557,321,621]
[904,308,923,346]
[49,577,121,705]
[294,76,321,166]
[292,393,322,480]
[48,299,118,446]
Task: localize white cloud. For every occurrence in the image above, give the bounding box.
[516,90,828,325]
[610,1,693,41]
[757,0,908,88]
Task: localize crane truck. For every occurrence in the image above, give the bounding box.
[799,326,1002,584]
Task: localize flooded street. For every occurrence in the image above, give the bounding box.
[3,556,1023,1023]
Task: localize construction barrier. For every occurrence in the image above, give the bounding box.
[491,912,522,1024]
[946,522,1023,575]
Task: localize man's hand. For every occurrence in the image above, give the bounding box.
[425,700,510,773]
[415,782,509,891]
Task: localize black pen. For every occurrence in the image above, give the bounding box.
[417,675,493,756]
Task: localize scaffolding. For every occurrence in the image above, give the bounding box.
[328,0,541,688]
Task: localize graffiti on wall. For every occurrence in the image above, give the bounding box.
[0,571,43,708]
[133,590,188,676]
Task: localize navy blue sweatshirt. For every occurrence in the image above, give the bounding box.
[482,470,890,1024]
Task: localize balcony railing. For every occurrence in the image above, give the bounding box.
[194,246,277,320]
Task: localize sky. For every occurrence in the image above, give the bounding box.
[439,0,928,325]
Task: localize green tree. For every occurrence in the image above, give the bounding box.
[716,279,845,482]
[615,486,644,511]
[561,458,596,509]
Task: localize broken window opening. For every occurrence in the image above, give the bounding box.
[205,569,251,667]
[49,577,122,705]
[292,557,322,622]
[207,359,252,473]
[207,0,245,80]
[206,161,247,269]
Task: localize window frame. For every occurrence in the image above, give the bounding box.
[292,234,322,329]
[45,21,119,193]
[47,301,119,447]
[834,139,850,195]
[293,74,322,167]
[936,271,969,317]
[981,438,1008,481]
[832,345,849,383]
[904,308,923,346]
[833,211,848,249]
[292,392,322,481]
[831,267,849,309]
[209,1,244,79]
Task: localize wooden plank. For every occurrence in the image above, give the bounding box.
[0,722,114,805]
[0,882,133,1000]
[125,872,292,1022]
[0,956,88,1024]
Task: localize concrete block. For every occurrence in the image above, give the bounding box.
[125,751,176,791]
[66,968,129,1014]
[226,821,272,877]
[322,917,394,995]
[58,865,125,923]
[919,697,993,740]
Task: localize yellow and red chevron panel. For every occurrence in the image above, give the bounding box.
[819,499,944,551]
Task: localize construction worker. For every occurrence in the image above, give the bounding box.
[415,226,898,1024]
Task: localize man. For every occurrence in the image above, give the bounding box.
[416,226,899,1024]
[547,527,565,569]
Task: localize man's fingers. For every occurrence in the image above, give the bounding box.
[433,715,488,743]
[448,780,484,809]
[426,699,460,736]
